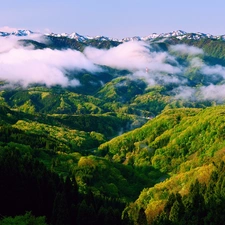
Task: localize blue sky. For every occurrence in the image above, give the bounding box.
[1,0,225,38]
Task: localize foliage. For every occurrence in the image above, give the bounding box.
[0,147,127,225]
[0,212,47,225]
[150,161,225,225]
[98,106,225,173]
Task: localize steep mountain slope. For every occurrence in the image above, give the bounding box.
[99,105,225,172]
[99,106,225,224]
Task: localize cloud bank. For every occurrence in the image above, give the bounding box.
[84,41,183,86]
[1,37,225,102]
[174,84,225,102]
[0,39,184,88]
[0,36,100,87]
[84,41,181,74]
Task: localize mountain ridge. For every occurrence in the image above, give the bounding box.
[1,29,225,42]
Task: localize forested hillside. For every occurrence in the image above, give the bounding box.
[1,32,225,224]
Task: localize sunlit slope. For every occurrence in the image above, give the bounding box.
[98,106,225,174]
[0,105,162,202]
[103,105,225,223]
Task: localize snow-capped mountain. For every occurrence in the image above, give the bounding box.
[1,28,225,42]
[49,32,91,42]
[46,32,114,42]
[46,30,225,42]
[0,29,34,37]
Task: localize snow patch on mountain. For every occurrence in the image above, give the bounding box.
[46,30,225,43]
[0,30,34,37]
[1,28,225,42]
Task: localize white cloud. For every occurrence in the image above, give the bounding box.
[84,41,181,74]
[170,44,204,55]
[0,34,48,53]
[130,70,184,87]
[0,37,19,53]
[130,71,156,86]
[174,84,225,102]
[174,86,197,100]
[84,41,151,71]
[200,84,225,101]
[0,39,100,87]
[201,64,225,78]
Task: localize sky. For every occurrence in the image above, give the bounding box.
[1,0,225,38]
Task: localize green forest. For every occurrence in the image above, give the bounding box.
[1,33,225,224]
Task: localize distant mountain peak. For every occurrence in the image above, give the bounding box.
[1,28,225,42]
[46,30,225,43]
[0,29,34,37]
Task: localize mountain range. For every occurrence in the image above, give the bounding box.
[1,29,225,42]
